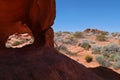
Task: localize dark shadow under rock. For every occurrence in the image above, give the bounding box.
[0,47,104,80]
[89,66,120,80]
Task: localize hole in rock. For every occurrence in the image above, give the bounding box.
[5,33,34,48]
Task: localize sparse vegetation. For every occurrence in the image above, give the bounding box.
[94,43,120,68]
[54,29,120,71]
[96,34,107,41]
[64,36,78,45]
[73,32,84,38]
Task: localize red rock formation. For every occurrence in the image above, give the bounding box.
[0,0,55,48]
[0,47,103,80]
[89,67,120,80]
[84,28,91,33]
[0,0,120,80]
[84,28,108,34]
[0,47,119,80]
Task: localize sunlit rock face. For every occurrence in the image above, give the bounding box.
[0,0,56,48]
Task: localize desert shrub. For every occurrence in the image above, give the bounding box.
[59,45,68,52]
[66,51,78,56]
[92,45,101,54]
[95,43,120,69]
[109,54,120,62]
[96,33,108,41]
[101,43,120,55]
[63,39,73,45]
[111,32,120,37]
[79,40,91,50]
[113,61,120,70]
[64,37,78,45]
[73,32,84,38]
[101,31,109,35]
[111,32,117,37]
[96,55,111,67]
[113,54,120,62]
[85,55,93,63]
[109,53,120,62]
[58,45,70,54]
[68,36,74,41]
[56,44,77,56]
[62,31,71,34]
[109,54,115,61]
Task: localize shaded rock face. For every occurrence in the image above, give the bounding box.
[0,47,103,80]
[89,67,120,80]
[0,47,120,80]
[0,0,55,48]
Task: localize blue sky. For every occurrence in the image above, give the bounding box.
[52,0,120,32]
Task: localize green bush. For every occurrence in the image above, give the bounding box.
[113,61,120,70]
[110,53,120,62]
[94,43,120,69]
[101,31,109,35]
[111,32,119,37]
[79,40,91,50]
[114,55,120,62]
[92,45,101,54]
[59,45,68,52]
[85,55,93,63]
[101,43,120,55]
[96,55,111,67]
[64,36,78,45]
[96,33,107,41]
[56,45,77,56]
[66,51,78,56]
[109,54,114,61]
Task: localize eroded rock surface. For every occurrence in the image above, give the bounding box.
[0,0,55,48]
[0,47,103,80]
